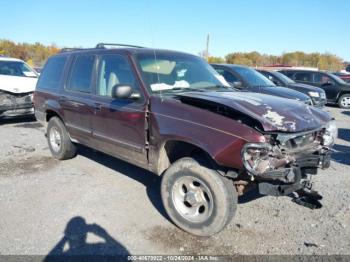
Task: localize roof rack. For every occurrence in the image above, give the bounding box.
[95,43,144,49]
[60,48,85,53]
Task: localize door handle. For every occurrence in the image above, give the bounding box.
[94,103,102,111]
[58,96,68,103]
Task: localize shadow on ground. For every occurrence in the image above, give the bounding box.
[44,216,129,260]
[332,144,350,165]
[238,188,265,204]
[0,114,36,126]
[341,110,350,117]
[78,146,169,220]
[337,128,350,143]
[331,128,350,165]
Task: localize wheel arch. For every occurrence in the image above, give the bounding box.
[156,139,221,176]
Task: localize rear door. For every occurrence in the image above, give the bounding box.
[91,53,148,166]
[60,54,96,143]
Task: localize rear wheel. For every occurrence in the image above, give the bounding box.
[161,157,237,236]
[47,116,77,160]
[338,94,350,109]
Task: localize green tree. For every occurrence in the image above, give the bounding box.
[208,56,225,63]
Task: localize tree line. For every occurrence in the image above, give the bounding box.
[0,39,346,71]
[208,51,345,71]
[0,39,60,67]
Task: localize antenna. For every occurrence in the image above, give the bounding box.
[206,33,210,61]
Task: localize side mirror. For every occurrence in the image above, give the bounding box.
[112,84,140,100]
[232,81,243,89]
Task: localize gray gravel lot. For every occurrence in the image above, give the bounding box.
[0,107,349,256]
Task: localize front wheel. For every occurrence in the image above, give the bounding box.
[338,94,350,109]
[161,157,237,236]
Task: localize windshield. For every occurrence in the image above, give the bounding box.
[233,67,275,87]
[134,52,231,93]
[273,71,295,84]
[0,61,38,78]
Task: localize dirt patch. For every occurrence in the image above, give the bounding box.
[0,155,59,176]
[147,225,240,255]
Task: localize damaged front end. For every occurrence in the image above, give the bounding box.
[0,90,34,116]
[241,121,337,206]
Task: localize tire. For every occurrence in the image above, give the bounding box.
[338,94,350,109]
[47,116,77,160]
[161,157,237,236]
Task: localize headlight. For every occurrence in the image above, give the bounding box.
[323,121,337,146]
[308,91,320,98]
[241,143,294,176]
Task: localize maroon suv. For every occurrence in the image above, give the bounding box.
[34,44,336,236]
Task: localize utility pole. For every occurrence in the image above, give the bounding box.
[206,33,210,61]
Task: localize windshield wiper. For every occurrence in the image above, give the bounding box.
[202,85,237,91]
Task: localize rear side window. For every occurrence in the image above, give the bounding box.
[294,72,311,82]
[67,55,95,93]
[37,56,67,90]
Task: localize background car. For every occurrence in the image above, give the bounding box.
[211,64,313,105]
[0,56,38,117]
[333,72,350,83]
[258,69,327,107]
[279,69,350,108]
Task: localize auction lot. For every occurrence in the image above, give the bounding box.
[0,106,349,256]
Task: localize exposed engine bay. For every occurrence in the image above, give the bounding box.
[177,92,337,209]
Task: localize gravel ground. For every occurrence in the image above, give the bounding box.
[0,106,349,257]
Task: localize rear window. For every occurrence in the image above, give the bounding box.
[67,55,95,93]
[37,56,67,90]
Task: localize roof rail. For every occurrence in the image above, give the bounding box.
[60,48,85,53]
[95,43,144,49]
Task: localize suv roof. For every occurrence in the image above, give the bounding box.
[211,63,248,69]
[56,43,192,57]
[0,56,23,62]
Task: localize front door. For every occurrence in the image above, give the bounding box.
[91,53,148,166]
[312,72,338,102]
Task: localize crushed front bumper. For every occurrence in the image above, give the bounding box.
[0,91,33,114]
[257,151,331,197]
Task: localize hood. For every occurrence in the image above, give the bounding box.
[178,91,332,133]
[0,74,37,94]
[288,82,324,93]
[259,85,310,101]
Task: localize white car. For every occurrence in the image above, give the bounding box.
[0,56,38,117]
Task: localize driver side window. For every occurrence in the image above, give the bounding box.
[216,68,239,83]
[313,73,334,85]
[97,54,138,97]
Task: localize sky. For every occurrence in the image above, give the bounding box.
[1,0,349,60]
